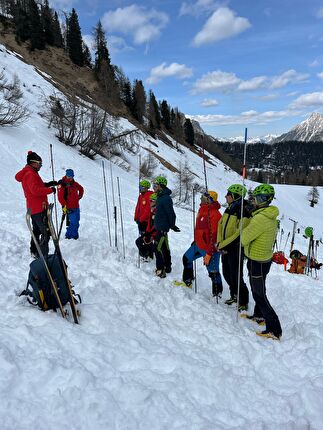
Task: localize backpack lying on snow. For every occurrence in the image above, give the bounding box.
[20,254,80,311]
[288,250,322,274]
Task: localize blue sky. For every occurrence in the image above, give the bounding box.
[50,0,323,138]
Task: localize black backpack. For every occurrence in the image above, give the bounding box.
[23,254,71,311]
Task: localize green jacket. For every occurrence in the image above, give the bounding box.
[241,205,279,262]
[217,199,250,250]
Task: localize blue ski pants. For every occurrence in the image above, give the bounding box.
[66,208,80,239]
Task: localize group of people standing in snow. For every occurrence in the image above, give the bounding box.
[15,150,282,340]
[15,151,84,258]
[134,177,282,340]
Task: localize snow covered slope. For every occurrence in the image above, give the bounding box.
[274,112,323,142]
[1,44,323,429]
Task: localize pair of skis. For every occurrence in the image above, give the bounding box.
[26,205,79,324]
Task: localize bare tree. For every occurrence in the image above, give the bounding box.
[173,160,196,204]
[140,150,158,179]
[0,71,29,126]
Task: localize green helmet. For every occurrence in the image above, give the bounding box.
[139,179,150,188]
[154,176,167,186]
[253,184,275,196]
[228,184,247,198]
[150,193,157,201]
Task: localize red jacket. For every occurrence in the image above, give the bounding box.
[15,165,53,215]
[134,191,154,223]
[195,202,222,255]
[58,176,84,209]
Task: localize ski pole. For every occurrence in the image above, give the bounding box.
[101,160,112,247]
[289,218,298,255]
[283,232,290,254]
[58,212,66,241]
[279,228,284,250]
[117,177,126,259]
[236,127,248,322]
[49,143,58,231]
[138,154,141,268]
[108,145,118,249]
[192,187,197,294]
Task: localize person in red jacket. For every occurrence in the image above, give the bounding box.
[57,169,84,240]
[15,151,57,257]
[135,193,157,261]
[134,179,154,234]
[182,191,223,297]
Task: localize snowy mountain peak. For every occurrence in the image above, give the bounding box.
[274,112,323,142]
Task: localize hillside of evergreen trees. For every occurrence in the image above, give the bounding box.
[217,140,323,186]
[1,1,322,186]
[0,0,197,150]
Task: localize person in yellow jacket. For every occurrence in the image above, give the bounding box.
[241,184,282,340]
[217,184,250,310]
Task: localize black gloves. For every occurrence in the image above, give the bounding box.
[57,179,65,186]
[172,225,180,232]
[45,181,58,187]
[51,187,56,194]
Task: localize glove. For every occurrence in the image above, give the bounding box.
[51,187,56,194]
[203,254,212,266]
[172,225,180,232]
[45,181,58,187]
[57,179,64,186]
[62,206,67,215]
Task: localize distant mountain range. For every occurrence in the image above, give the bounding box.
[212,112,323,144]
[273,112,323,143]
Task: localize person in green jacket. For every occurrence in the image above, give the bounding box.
[241,184,282,340]
[217,184,250,310]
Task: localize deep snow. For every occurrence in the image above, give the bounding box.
[1,44,323,430]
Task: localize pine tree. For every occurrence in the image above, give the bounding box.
[160,100,171,130]
[41,0,54,46]
[132,80,146,123]
[52,11,63,48]
[29,0,45,50]
[93,20,111,75]
[184,118,194,146]
[148,90,161,133]
[82,42,92,68]
[308,186,320,207]
[122,79,132,109]
[66,8,84,66]
[13,1,31,43]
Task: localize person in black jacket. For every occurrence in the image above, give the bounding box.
[153,176,180,278]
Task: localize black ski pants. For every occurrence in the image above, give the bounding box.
[155,231,171,271]
[221,243,249,305]
[247,258,282,337]
[30,211,50,257]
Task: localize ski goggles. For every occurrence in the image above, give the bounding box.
[202,192,214,202]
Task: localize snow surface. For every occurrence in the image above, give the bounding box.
[1,44,323,430]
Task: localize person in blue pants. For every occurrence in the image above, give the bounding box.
[182,191,223,297]
[58,169,84,240]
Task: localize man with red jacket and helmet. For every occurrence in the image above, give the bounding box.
[182,191,223,297]
[58,169,84,240]
[15,151,57,257]
[134,179,154,234]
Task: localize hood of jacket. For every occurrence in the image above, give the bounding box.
[15,165,36,182]
[158,187,172,197]
[252,205,279,220]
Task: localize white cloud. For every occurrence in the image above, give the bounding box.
[270,69,309,89]
[101,5,169,45]
[48,0,74,9]
[256,93,279,101]
[238,76,267,91]
[309,59,320,67]
[179,0,220,17]
[316,7,323,18]
[191,68,309,94]
[190,109,297,126]
[108,36,133,54]
[147,63,193,85]
[191,70,240,94]
[289,92,323,109]
[201,98,219,107]
[317,72,323,80]
[192,7,251,46]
